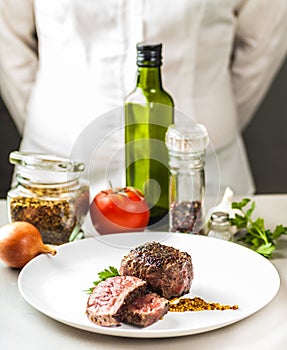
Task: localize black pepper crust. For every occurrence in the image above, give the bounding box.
[120,242,194,299]
[122,242,190,269]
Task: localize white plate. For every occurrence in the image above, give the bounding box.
[18,232,280,338]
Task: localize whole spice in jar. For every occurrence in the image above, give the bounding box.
[7,152,89,245]
[165,124,209,234]
[170,200,202,233]
[9,185,89,245]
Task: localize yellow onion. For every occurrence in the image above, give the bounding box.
[0,221,57,268]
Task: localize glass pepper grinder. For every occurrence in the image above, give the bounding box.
[165,123,209,233]
[208,212,233,241]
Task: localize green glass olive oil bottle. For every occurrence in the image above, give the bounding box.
[125,43,174,228]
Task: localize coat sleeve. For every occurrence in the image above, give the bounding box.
[0,0,38,134]
[231,0,287,130]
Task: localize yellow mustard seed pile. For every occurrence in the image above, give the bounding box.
[168,297,239,312]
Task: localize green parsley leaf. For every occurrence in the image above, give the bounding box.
[231,198,287,259]
[231,198,250,211]
[85,266,120,294]
[232,213,248,229]
[256,243,275,258]
[97,266,119,282]
[245,201,256,220]
[272,225,287,240]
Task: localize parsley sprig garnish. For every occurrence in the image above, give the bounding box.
[85,266,120,294]
[231,198,287,258]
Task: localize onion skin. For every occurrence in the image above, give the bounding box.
[0,221,57,269]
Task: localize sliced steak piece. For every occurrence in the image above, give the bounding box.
[86,275,146,327]
[120,241,193,299]
[123,293,169,327]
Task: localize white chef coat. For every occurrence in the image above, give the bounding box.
[1,0,287,197]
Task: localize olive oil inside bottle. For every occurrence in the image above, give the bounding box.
[125,43,174,228]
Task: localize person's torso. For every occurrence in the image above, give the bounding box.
[23,0,243,156]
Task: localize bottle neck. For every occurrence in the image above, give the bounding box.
[136,66,162,90]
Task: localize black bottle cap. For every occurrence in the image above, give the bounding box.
[136,42,162,67]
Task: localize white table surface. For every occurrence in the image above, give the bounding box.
[1,195,287,350]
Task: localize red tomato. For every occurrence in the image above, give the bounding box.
[90,187,150,235]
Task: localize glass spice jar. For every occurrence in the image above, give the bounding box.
[165,123,209,233]
[7,151,89,245]
[208,211,233,241]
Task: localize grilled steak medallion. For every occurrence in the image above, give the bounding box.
[120,241,193,299]
[123,293,169,327]
[86,275,146,327]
